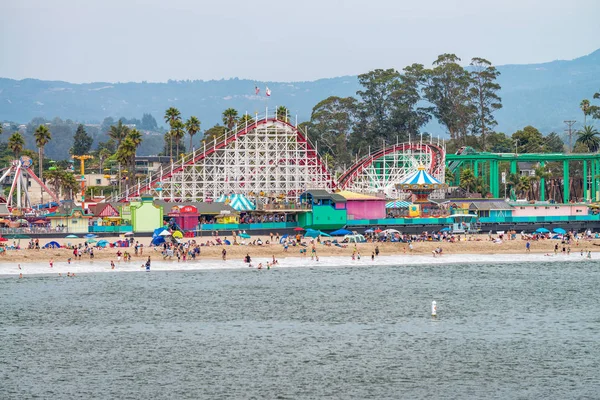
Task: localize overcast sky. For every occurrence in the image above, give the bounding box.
[1,0,599,83]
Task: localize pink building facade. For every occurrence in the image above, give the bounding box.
[510,203,588,217]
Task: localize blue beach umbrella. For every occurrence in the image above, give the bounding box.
[364,228,374,234]
[85,233,98,238]
[552,228,566,234]
[535,228,550,233]
[440,227,451,232]
[330,229,352,236]
[65,234,78,238]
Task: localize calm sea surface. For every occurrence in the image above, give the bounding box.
[1,261,600,399]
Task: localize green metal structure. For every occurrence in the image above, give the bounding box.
[447,152,600,202]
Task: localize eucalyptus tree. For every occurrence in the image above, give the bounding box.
[469,58,502,150]
[422,54,475,144]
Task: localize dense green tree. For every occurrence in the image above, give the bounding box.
[97,139,117,154]
[8,132,24,158]
[34,124,52,181]
[576,125,600,152]
[469,58,502,149]
[140,113,158,131]
[71,124,93,156]
[185,116,201,151]
[116,136,137,184]
[512,126,544,153]
[351,69,401,155]
[308,96,357,170]
[388,63,431,139]
[222,108,239,130]
[544,132,565,153]
[46,169,78,200]
[423,54,474,143]
[202,124,227,145]
[486,132,513,153]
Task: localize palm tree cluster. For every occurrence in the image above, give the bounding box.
[45,169,78,200]
[163,107,201,160]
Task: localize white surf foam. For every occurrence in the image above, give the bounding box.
[1,251,593,277]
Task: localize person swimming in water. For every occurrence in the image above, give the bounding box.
[111,261,115,270]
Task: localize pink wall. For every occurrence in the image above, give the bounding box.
[511,204,588,217]
[346,200,387,220]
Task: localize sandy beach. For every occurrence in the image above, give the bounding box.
[2,234,597,266]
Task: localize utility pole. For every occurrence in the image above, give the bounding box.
[564,120,576,153]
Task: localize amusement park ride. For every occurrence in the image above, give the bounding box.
[106,110,446,203]
[0,156,60,210]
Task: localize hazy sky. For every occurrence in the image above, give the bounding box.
[1,0,599,83]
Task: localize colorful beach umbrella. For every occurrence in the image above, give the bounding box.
[330,229,352,236]
[552,228,566,234]
[239,233,251,239]
[535,228,550,233]
[66,234,78,238]
[172,231,183,239]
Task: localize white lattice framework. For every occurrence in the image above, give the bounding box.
[338,141,446,199]
[109,113,335,203]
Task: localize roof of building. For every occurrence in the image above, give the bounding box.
[47,202,94,218]
[469,201,513,211]
[336,190,384,201]
[90,203,120,217]
[299,190,347,203]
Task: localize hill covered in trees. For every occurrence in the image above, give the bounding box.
[1,48,599,137]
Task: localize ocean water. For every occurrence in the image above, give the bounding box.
[1,257,600,399]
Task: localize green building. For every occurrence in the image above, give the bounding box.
[298,190,347,230]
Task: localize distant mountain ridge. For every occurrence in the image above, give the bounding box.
[1,49,599,136]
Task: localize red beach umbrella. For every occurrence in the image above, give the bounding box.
[293,227,305,231]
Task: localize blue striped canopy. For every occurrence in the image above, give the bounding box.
[216,194,256,211]
[386,200,412,209]
[401,169,442,185]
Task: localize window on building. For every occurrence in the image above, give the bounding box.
[96,179,102,185]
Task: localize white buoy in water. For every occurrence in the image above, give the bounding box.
[431,301,437,317]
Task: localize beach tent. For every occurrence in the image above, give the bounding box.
[279,234,289,244]
[97,240,109,248]
[215,194,256,211]
[330,229,352,236]
[151,227,169,246]
[43,241,61,249]
[239,233,251,239]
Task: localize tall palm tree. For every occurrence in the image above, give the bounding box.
[8,132,24,158]
[238,114,254,126]
[276,106,289,122]
[576,125,600,152]
[459,168,476,195]
[580,99,591,125]
[128,128,143,147]
[34,124,52,181]
[171,120,185,158]
[109,120,130,147]
[222,108,238,130]
[506,172,520,200]
[116,137,137,185]
[98,148,111,174]
[164,107,181,160]
[185,116,201,151]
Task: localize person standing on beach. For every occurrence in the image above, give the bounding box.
[49,258,53,268]
[111,261,115,270]
[375,246,380,257]
[222,248,227,261]
[526,241,531,252]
